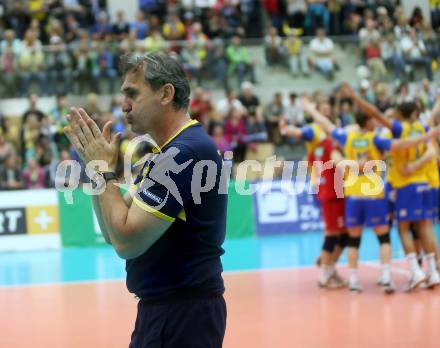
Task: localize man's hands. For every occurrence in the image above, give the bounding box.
[64,107,121,172]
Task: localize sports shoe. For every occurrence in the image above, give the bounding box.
[349,281,363,293]
[378,281,395,294]
[425,271,440,289]
[376,275,385,286]
[318,272,347,289]
[404,269,426,292]
[332,271,348,288]
[377,273,395,293]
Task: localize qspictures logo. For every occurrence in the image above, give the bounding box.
[55,134,388,205]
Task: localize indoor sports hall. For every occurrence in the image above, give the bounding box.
[1,189,440,347]
[2,1,440,347]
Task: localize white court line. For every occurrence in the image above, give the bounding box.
[364,261,410,276]
[225,264,317,275]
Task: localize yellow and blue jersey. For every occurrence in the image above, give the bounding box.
[376,127,397,213]
[301,123,326,155]
[389,119,429,188]
[376,127,394,186]
[390,119,432,222]
[331,128,390,199]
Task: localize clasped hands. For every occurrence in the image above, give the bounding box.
[64,107,121,172]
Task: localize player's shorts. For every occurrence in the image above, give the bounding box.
[130,295,226,348]
[385,182,396,216]
[424,188,439,220]
[320,198,345,233]
[395,183,430,222]
[345,197,388,228]
[435,188,440,220]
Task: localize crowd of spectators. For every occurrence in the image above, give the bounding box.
[1,77,439,190]
[1,1,440,190]
[263,4,440,81]
[264,0,440,37]
[0,0,264,96]
[0,1,439,98]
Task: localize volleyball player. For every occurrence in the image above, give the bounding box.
[346,86,440,290]
[279,102,348,289]
[304,96,440,293]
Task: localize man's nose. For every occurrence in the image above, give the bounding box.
[122,102,132,113]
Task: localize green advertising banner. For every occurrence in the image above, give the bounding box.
[58,189,107,247]
[226,181,256,239]
[58,181,256,247]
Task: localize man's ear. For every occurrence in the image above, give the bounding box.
[161,83,175,106]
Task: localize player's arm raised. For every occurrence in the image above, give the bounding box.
[388,126,440,150]
[341,82,393,130]
[301,97,336,134]
[279,117,304,139]
[426,94,440,127]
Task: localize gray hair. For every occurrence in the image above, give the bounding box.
[119,52,191,111]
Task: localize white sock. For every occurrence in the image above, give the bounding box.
[329,264,335,274]
[349,268,358,285]
[320,265,334,283]
[407,253,421,274]
[426,253,437,275]
[381,264,391,284]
